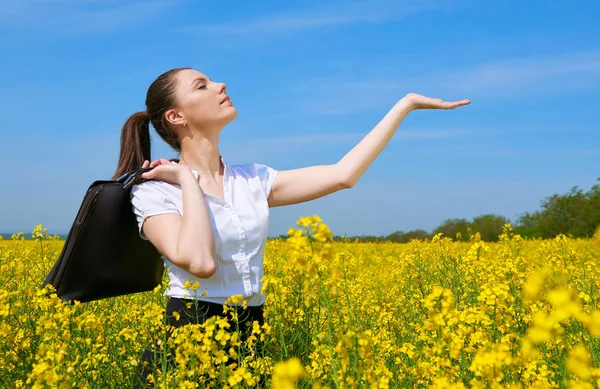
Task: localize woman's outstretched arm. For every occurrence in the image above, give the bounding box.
[267,93,470,208]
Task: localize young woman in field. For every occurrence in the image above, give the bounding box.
[112,67,469,387]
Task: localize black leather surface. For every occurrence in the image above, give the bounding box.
[42,176,164,303]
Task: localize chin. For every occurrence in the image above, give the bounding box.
[224,108,238,123]
[227,107,237,121]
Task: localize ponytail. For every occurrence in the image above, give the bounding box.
[112,67,189,180]
[112,111,151,180]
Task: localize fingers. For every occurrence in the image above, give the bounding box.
[142,160,150,168]
[443,99,470,109]
[141,167,156,179]
[148,158,171,167]
[405,93,471,111]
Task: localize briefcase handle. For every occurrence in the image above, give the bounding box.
[117,167,154,189]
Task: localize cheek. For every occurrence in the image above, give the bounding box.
[186,97,220,122]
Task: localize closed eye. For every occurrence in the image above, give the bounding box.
[197,85,207,89]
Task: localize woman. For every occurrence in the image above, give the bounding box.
[112,67,469,387]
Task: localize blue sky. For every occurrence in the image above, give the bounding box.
[1,0,599,237]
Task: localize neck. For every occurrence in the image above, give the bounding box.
[178,130,223,179]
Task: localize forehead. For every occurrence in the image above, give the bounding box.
[177,69,209,86]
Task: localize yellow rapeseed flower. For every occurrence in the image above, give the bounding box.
[272,358,307,389]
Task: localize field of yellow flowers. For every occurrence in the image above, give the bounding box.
[1,218,600,388]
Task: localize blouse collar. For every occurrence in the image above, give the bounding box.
[170,155,226,180]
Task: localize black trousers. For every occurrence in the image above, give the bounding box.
[132,297,264,388]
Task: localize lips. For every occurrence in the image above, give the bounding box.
[220,96,231,104]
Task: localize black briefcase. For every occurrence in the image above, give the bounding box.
[42,167,165,303]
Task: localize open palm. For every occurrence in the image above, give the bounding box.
[404,93,470,110]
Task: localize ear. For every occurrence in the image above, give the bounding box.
[164,109,186,127]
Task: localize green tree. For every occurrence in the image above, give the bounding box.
[517,180,600,239]
[433,218,471,241]
[471,214,510,242]
[386,229,430,243]
[515,211,543,239]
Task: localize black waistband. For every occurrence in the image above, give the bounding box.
[168,297,263,310]
[166,297,264,321]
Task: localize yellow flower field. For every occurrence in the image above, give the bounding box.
[1,219,600,388]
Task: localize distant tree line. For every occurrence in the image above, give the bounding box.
[330,213,512,243]
[516,181,600,239]
[3,180,598,243]
[274,179,600,243]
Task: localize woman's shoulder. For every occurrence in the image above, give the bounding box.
[228,162,278,198]
[130,179,180,201]
[229,161,259,177]
[229,161,277,178]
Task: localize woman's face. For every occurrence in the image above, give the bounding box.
[167,68,237,131]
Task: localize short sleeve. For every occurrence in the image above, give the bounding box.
[130,182,180,240]
[252,162,279,198]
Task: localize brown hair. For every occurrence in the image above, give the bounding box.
[112,67,191,179]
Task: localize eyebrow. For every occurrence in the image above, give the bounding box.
[191,77,210,87]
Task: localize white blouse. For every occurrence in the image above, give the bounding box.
[130,156,278,306]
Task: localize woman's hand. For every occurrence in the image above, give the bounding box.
[402,93,470,110]
[140,158,191,186]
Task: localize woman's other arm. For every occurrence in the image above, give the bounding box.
[267,93,470,207]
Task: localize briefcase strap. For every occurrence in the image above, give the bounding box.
[117,167,154,189]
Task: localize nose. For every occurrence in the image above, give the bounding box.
[218,82,226,94]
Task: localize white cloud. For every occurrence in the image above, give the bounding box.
[180,0,440,36]
[433,51,600,97]
[290,50,600,115]
[0,0,181,35]
[221,128,472,160]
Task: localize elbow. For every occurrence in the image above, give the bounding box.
[188,256,217,278]
[341,180,355,189]
[336,165,356,189]
[339,176,356,189]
